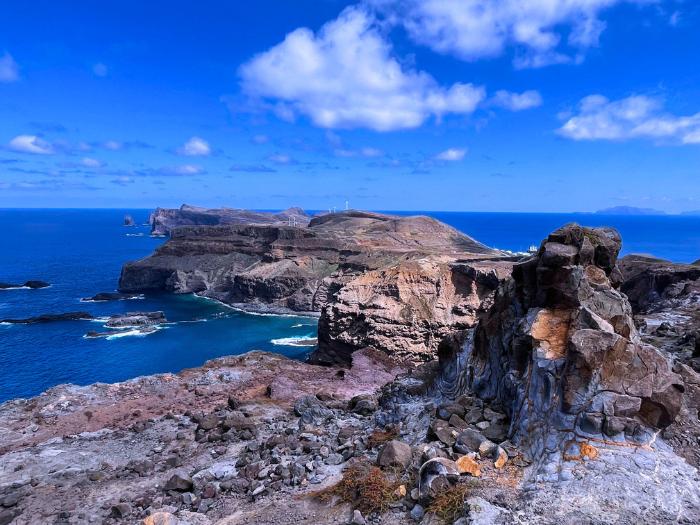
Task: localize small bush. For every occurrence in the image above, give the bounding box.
[311,461,399,515]
[426,483,474,523]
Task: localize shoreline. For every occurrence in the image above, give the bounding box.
[192,292,321,319]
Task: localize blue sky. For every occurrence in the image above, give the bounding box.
[0,0,698,212]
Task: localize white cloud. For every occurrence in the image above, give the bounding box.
[178,136,211,156]
[490,90,543,111]
[81,157,103,168]
[558,94,700,144]
[167,164,204,175]
[361,147,383,157]
[239,6,485,131]
[252,134,269,144]
[8,135,54,155]
[268,153,293,165]
[0,52,19,83]
[103,140,123,151]
[334,147,384,158]
[371,0,651,69]
[435,148,467,161]
[111,176,134,186]
[93,63,108,77]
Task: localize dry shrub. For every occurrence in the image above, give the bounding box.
[367,426,399,449]
[426,483,474,523]
[310,461,399,515]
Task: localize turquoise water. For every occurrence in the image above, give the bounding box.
[1,209,698,403]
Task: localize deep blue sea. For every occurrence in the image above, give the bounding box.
[1,209,699,403]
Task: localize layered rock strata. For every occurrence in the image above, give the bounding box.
[315,257,513,365]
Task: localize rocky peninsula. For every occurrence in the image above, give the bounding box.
[1,207,699,525]
[148,205,311,236]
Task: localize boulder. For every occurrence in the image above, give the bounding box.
[377,440,412,468]
[164,472,193,492]
[455,455,481,477]
[293,395,333,422]
[143,514,179,525]
[418,458,460,499]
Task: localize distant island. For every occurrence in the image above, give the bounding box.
[681,210,700,216]
[595,206,666,216]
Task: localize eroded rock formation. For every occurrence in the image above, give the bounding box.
[438,224,685,477]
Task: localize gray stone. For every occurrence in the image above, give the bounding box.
[164,472,193,492]
[456,429,487,452]
[410,504,425,521]
[351,509,367,525]
[378,440,412,468]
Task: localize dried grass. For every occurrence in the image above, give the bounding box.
[310,461,399,515]
[367,426,399,449]
[426,483,474,523]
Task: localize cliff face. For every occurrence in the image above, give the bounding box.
[619,254,700,312]
[121,210,500,317]
[149,205,311,236]
[436,224,685,477]
[314,257,514,365]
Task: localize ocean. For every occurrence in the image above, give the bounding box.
[1,208,698,403]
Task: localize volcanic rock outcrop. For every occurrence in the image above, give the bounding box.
[149,205,311,236]
[437,224,685,476]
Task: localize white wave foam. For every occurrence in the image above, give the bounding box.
[105,326,162,340]
[0,286,30,291]
[270,335,317,347]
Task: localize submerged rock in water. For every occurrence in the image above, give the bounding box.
[0,280,49,290]
[85,327,158,338]
[82,292,143,302]
[1,311,94,324]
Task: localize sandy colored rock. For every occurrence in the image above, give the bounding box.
[494,448,508,469]
[144,513,179,525]
[456,455,481,477]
